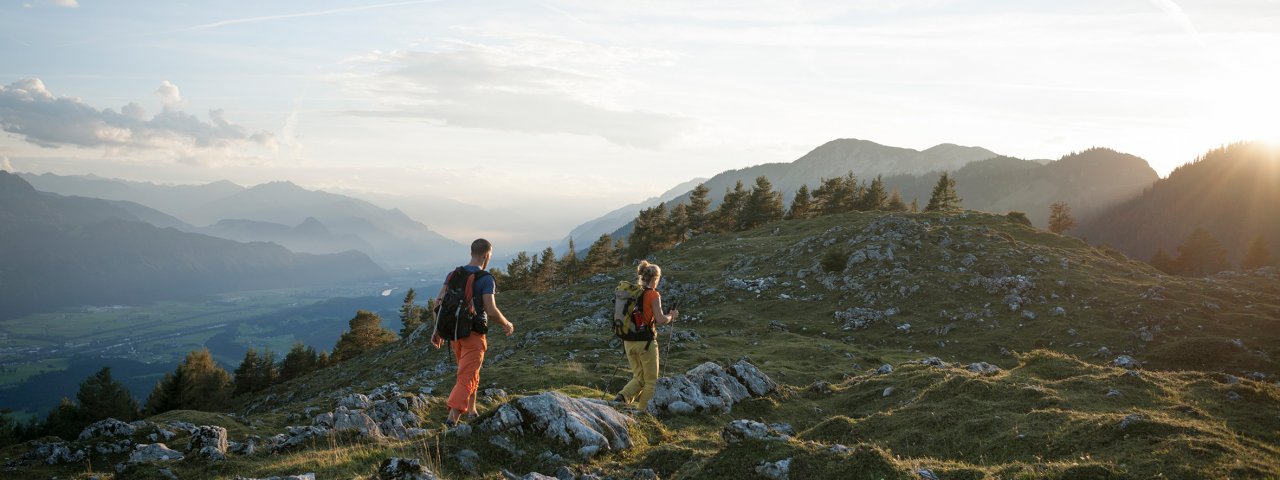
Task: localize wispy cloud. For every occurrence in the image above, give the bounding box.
[150,0,443,35]
[337,37,689,148]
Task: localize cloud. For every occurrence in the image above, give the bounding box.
[1,156,12,172]
[0,78,275,156]
[27,0,78,8]
[337,38,689,148]
[154,80,183,109]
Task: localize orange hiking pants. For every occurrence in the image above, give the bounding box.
[448,334,487,413]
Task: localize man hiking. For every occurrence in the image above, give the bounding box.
[614,260,678,408]
[432,238,515,426]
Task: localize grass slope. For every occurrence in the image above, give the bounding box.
[8,211,1279,479]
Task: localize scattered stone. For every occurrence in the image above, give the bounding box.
[500,471,557,480]
[338,393,373,410]
[1106,389,1122,398]
[768,321,788,332]
[482,391,633,455]
[809,380,832,394]
[1226,391,1243,401]
[1113,355,1138,369]
[448,423,473,438]
[721,419,790,444]
[882,387,895,397]
[1222,374,1240,385]
[159,468,179,480]
[457,449,480,475]
[188,425,229,456]
[378,457,439,480]
[918,357,945,367]
[967,362,1001,375]
[896,323,912,333]
[755,458,792,480]
[23,441,86,465]
[233,475,316,480]
[917,469,941,480]
[1117,414,1144,429]
[78,418,137,440]
[835,307,897,330]
[649,360,777,414]
[129,443,185,463]
[332,407,384,438]
[876,364,893,375]
[200,445,228,461]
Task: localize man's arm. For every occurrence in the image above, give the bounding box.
[483,294,515,336]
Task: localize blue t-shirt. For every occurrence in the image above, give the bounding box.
[445,265,495,321]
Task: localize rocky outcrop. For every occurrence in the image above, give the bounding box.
[128,443,185,463]
[648,360,777,414]
[378,457,439,480]
[721,419,793,444]
[188,425,229,460]
[21,441,87,465]
[481,391,634,458]
[78,418,138,441]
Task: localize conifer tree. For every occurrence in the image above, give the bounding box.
[233,348,262,396]
[813,173,857,214]
[786,184,814,220]
[1174,227,1230,276]
[861,175,888,210]
[143,366,184,415]
[910,197,919,213]
[505,251,532,291]
[740,176,784,230]
[256,347,278,390]
[666,203,690,242]
[612,238,627,267]
[41,398,83,441]
[887,190,907,212]
[712,181,748,232]
[179,348,233,412]
[534,247,558,291]
[398,288,422,338]
[1048,201,1077,234]
[627,204,668,260]
[584,234,614,276]
[279,342,320,382]
[76,367,138,423]
[1241,235,1274,269]
[1150,248,1178,274]
[332,310,397,362]
[925,173,961,212]
[317,350,332,368]
[559,238,581,286]
[687,183,712,233]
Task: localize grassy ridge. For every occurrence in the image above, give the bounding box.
[7,211,1279,478]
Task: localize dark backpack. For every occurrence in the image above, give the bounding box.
[434,267,490,341]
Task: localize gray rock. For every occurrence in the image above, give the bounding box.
[555,466,576,480]
[449,423,473,438]
[1118,414,1144,429]
[721,419,789,444]
[480,403,526,432]
[882,386,895,397]
[333,407,384,438]
[79,418,137,441]
[234,475,316,480]
[1113,355,1138,369]
[188,425,229,455]
[159,468,179,480]
[457,449,480,475]
[917,469,941,480]
[24,441,87,465]
[129,443,185,463]
[199,445,228,461]
[1050,307,1066,316]
[649,360,777,415]
[967,362,1001,375]
[577,444,601,460]
[1106,389,1122,398]
[756,458,792,480]
[1226,391,1243,401]
[513,392,634,451]
[378,457,439,480]
[876,364,894,375]
[338,393,373,410]
[730,359,781,396]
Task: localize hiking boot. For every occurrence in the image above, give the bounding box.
[443,418,456,429]
[613,394,626,403]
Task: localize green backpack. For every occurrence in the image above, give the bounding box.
[612,281,655,342]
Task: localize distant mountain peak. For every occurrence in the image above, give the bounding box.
[0,171,37,195]
[294,217,331,235]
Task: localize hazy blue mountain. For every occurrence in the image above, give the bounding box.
[0,172,386,319]
[197,217,379,256]
[18,172,245,219]
[1076,142,1280,265]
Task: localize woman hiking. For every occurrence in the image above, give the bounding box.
[615,260,679,407]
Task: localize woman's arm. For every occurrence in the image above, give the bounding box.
[651,295,678,325]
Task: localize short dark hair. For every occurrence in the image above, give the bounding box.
[471,238,492,256]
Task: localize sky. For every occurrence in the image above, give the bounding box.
[2,0,1279,244]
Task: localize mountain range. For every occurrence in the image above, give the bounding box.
[0,172,386,319]
[1077,141,1280,264]
[19,173,463,269]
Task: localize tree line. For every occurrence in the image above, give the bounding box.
[1150,229,1274,276]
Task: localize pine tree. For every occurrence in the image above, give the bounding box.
[910,197,919,213]
[709,181,748,232]
[332,310,398,362]
[279,342,320,382]
[317,350,332,368]
[612,238,627,267]
[887,190,907,212]
[925,173,961,212]
[861,175,888,210]
[786,184,814,220]
[584,234,614,276]
[559,238,581,286]
[666,203,690,242]
[143,366,185,415]
[739,176,784,230]
[534,247,558,291]
[505,251,532,291]
[813,173,857,214]
[256,347,278,390]
[687,183,712,233]
[1174,227,1230,276]
[627,204,668,260]
[42,398,83,441]
[398,288,423,338]
[233,348,262,396]
[1150,248,1178,274]
[1241,235,1274,269]
[76,367,138,422]
[179,348,233,412]
[1048,201,1077,234]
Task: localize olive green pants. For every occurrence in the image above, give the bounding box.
[619,339,660,407]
